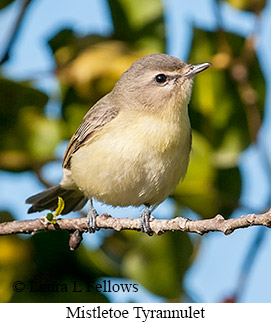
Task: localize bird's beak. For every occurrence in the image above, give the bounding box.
[183,62,212,78]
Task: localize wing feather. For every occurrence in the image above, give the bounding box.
[63,95,119,169]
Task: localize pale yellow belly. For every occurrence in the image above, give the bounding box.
[69,110,191,207]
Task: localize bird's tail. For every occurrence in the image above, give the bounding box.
[26,185,88,215]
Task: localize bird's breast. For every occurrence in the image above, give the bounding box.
[69,109,191,206]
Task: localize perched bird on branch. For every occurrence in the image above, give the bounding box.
[26,53,211,235]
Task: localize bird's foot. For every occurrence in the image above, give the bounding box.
[140,205,153,236]
[87,201,99,233]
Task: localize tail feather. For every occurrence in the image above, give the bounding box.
[26,185,88,215]
[59,195,87,214]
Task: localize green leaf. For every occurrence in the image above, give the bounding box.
[108,0,133,41]
[0,78,52,171]
[122,232,193,299]
[21,107,63,160]
[108,0,165,51]
[46,213,54,221]
[226,0,267,13]
[0,0,15,10]
[54,197,65,217]
[173,132,218,218]
[45,197,65,223]
[0,78,48,146]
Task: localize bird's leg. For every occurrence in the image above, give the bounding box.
[87,199,99,233]
[140,204,153,236]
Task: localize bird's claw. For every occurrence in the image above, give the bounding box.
[140,207,153,236]
[87,201,99,233]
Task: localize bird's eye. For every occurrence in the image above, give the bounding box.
[155,74,167,84]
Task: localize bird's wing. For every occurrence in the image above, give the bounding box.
[62,95,119,169]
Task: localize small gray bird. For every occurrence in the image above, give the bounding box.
[26,53,211,234]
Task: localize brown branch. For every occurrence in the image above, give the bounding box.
[0,0,32,65]
[1,209,271,237]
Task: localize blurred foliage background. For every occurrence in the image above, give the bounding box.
[0,0,270,302]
